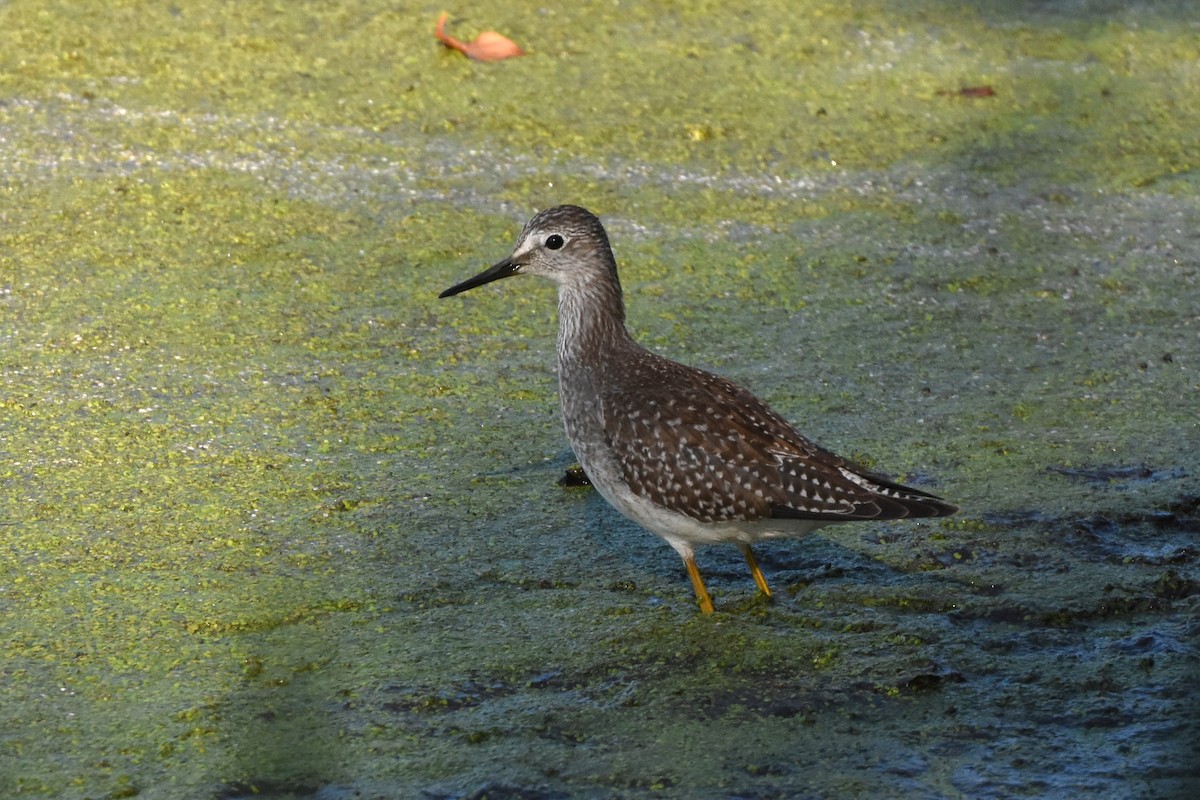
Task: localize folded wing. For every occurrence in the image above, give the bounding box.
[603,359,956,524]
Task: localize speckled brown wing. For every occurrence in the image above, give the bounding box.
[602,355,956,524]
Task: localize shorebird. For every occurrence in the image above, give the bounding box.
[440,205,956,613]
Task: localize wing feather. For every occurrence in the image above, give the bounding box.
[601,355,956,524]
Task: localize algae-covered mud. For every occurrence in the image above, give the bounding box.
[1,1,1197,798]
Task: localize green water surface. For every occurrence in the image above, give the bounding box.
[1,1,1197,798]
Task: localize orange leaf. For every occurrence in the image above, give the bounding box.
[435,12,525,62]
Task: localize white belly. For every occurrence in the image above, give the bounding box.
[576,437,826,557]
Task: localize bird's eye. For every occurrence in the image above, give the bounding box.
[545,234,565,250]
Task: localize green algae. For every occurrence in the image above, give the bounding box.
[1,0,1198,797]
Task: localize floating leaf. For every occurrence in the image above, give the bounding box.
[435,12,525,62]
[938,85,996,98]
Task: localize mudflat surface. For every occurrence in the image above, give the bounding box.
[1,1,1197,798]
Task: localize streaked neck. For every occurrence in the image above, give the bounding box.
[556,277,628,366]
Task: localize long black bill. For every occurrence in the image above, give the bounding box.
[439,257,519,298]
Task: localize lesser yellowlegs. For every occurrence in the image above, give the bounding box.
[441,205,956,613]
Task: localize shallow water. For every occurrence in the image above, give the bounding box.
[1,1,1197,798]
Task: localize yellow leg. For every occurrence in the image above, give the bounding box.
[683,554,715,614]
[738,543,772,598]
